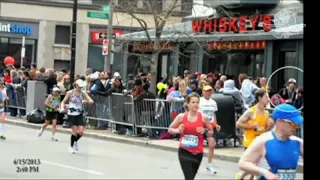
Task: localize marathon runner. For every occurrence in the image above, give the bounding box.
[238,104,303,180]
[0,80,6,140]
[60,79,93,154]
[168,93,213,180]
[236,89,273,180]
[199,85,220,174]
[38,87,61,141]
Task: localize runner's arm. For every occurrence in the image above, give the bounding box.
[83,92,94,104]
[61,91,71,108]
[265,111,274,131]
[236,109,254,129]
[168,114,183,134]
[239,138,266,176]
[44,95,53,108]
[203,115,214,136]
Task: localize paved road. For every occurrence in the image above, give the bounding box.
[0,125,303,179]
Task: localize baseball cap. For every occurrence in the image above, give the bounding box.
[288,78,296,84]
[52,87,60,92]
[75,79,85,88]
[203,85,213,91]
[272,104,303,125]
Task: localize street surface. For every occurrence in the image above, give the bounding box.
[0,125,303,179]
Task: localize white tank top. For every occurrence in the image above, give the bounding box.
[199,97,218,123]
[68,90,83,116]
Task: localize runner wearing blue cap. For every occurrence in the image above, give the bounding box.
[238,104,303,180]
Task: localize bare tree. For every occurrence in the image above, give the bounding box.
[114,0,194,92]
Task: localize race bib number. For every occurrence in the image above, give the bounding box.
[276,169,296,180]
[181,135,199,148]
[257,126,265,132]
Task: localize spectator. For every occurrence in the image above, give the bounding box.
[293,87,303,112]
[278,78,296,105]
[43,68,57,94]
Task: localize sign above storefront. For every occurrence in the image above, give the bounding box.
[91,30,123,43]
[208,40,266,50]
[192,15,273,33]
[132,42,174,52]
[0,22,33,36]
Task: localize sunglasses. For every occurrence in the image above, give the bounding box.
[282,119,298,128]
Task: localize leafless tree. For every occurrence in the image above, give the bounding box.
[114,0,201,92]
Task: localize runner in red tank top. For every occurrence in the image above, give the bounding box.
[168,93,213,180]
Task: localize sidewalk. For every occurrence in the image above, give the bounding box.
[6,117,303,173]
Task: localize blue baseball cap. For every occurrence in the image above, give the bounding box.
[272,104,303,125]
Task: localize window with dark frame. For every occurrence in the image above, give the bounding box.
[54,25,71,45]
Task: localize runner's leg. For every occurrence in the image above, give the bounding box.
[206,136,217,174]
[51,119,58,141]
[0,112,6,139]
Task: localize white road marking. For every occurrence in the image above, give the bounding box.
[41,160,104,175]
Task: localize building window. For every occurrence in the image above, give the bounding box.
[181,0,193,14]
[55,25,70,45]
[92,0,110,6]
[54,60,70,71]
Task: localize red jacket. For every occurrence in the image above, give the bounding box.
[4,74,12,83]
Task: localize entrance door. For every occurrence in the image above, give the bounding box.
[277,51,297,90]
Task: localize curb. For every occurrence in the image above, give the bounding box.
[6,119,303,173]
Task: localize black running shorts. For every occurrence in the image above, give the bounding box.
[45,112,58,121]
[69,114,85,126]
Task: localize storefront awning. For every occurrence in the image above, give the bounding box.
[117,21,303,42]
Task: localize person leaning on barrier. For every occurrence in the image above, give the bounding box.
[97,76,124,97]
[134,83,156,102]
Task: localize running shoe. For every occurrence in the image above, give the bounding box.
[236,172,243,180]
[52,136,58,141]
[69,146,75,154]
[74,142,79,151]
[37,128,43,137]
[206,164,217,174]
[0,135,6,140]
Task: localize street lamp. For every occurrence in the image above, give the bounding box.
[70,0,78,84]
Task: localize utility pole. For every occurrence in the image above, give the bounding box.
[104,1,114,73]
[70,0,78,84]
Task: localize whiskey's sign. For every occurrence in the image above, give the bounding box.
[192,15,273,33]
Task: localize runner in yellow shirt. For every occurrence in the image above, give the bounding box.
[236,89,273,180]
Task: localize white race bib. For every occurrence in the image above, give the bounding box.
[276,169,296,180]
[181,135,199,148]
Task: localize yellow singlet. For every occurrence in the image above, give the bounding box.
[243,105,268,148]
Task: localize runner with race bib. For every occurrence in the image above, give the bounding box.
[168,93,213,180]
[199,85,220,174]
[238,104,303,180]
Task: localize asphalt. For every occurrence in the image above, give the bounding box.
[4,117,304,173]
[2,124,249,179]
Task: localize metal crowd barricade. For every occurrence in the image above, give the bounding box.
[134,98,184,131]
[83,93,135,133]
[6,86,27,111]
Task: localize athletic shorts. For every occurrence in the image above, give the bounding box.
[69,114,85,126]
[203,128,217,139]
[45,112,58,121]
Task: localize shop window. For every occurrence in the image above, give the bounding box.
[7,38,36,68]
[55,25,70,45]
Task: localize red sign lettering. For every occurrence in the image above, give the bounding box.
[208,41,266,50]
[192,15,273,33]
[91,30,124,43]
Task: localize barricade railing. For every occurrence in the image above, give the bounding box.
[6,86,27,115]
[83,93,135,134]
[134,98,184,131]
[83,94,304,140]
